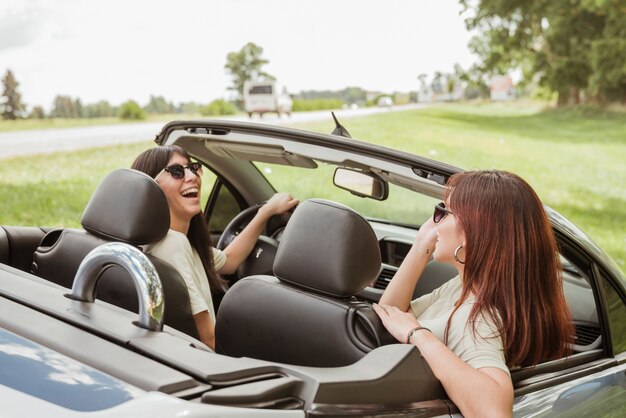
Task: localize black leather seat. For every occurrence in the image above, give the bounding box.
[216,199,395,367]
[32,168,199,339]
[0,226,49,272]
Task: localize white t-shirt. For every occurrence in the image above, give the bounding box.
[410,276,510,375]
[144,229,227,321]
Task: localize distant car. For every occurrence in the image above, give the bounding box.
[2,117,626,416]
[243,80,293,117]
[377,96,393,107]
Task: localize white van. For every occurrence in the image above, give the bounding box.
[243,80,293,117]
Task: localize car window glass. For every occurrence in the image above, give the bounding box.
[208,183,241,233]
[600,276,626,354]
[254,162,438,226]
[200,169,218,211]
[560,254,602,352]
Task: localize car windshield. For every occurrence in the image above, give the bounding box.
[249,85,273,94]
[253,161,438,227]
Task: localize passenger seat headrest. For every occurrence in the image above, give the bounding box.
[81,168,170,245]
[273,199,381,298]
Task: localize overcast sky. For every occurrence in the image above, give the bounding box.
[0,0,476,109]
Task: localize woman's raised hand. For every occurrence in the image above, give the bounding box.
[414,216,438,255]
[259,192,299,218]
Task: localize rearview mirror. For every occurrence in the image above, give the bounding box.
[333,168,388,201]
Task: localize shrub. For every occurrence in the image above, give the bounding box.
[118,100,146,120]
[199,99,237,116]
[29,106,46,119]
[292,98,343,111]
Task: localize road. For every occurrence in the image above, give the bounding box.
[0,104,428,159]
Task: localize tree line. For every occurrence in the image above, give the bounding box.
[0,70,237,121]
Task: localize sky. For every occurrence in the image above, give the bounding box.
[0,0,477,110]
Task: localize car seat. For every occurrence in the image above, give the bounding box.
[31,168,199,340]
[216,198,396,367]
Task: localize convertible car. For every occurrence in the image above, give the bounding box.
[1,117,625,417]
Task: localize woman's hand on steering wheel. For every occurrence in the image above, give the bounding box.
[215,193,298,283]
[258,192,299,220]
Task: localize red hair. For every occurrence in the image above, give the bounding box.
[444,170,573,367]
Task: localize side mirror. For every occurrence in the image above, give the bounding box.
[333,168,389,201]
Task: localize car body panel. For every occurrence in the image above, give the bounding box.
[0,385,304,418]
[513,362,626,416]
[0,328,142,412]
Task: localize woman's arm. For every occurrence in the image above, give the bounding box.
[193,311,216,350]
[373,304,513,418]
[219,192,299,274]
[379,218,438,311]
[420,339,513,418]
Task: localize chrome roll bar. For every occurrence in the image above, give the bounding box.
[70,242,164,332]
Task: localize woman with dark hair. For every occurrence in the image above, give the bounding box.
[132,145,298,349]
[373,170,572,417]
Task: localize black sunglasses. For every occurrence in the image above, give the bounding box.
[433,202,454,223]
[158,162,203,180]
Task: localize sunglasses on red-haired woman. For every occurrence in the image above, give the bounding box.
[433,202,454,223]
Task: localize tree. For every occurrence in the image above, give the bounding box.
[431,72,444,94]
[224,42,274,100]
[341,87,367,103]
[199,99,237,116]
[589,3,626,103]
[590,38,626,102]
[417,74,428,87]
[29,105,46,119]
[118,100,146,120]
[84,100,116,118]
[456,64,490,100]
[50,95,77,118]
[460,0,626,105]
[176,101,201,114]
[50,95,86,118]
[144,95,174,114]
[1,70,26,120]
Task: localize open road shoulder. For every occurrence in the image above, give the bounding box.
[0,104,429,159]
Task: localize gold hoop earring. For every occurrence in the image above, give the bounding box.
[454,245,465,264]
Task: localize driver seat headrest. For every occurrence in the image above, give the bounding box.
[273,198,381,297]
[81,168,170,245]
[216,199,394,366]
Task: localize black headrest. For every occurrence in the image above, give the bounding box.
[273,199,381,298]
[81,168,170,245]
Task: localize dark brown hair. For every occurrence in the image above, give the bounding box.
[444,170,573,367]
[131,145,227,294]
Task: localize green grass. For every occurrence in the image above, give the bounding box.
[0,113,216,132]
[0,102,624,273]
[0,143,152,225]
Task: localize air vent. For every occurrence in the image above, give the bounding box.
[374,267,397,290]
[574,324,601,346]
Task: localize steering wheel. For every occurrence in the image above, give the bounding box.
[216,204,288,282]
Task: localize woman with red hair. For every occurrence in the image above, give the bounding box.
[374,170,572,417]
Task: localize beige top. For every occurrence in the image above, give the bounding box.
[410,276,510,375]
[144,229,227,321]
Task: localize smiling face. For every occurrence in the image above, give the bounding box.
[155,153,202,233]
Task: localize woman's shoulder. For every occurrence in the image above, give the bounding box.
[436,275,462,296]
[145,229,192,255]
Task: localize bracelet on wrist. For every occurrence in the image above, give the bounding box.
[406,326,431,344]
